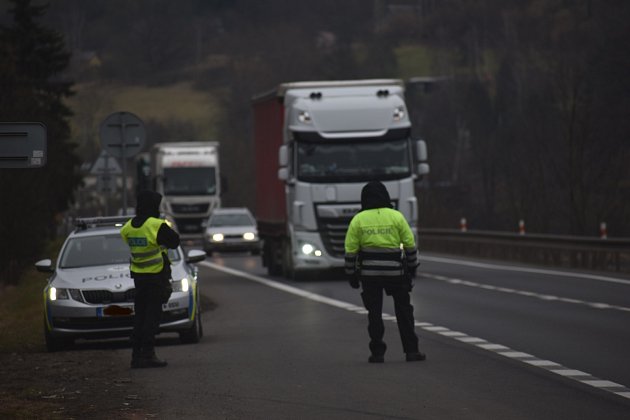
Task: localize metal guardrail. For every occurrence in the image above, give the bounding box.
[418,229,630,274]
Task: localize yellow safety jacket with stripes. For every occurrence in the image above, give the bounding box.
[120,217,168,274]
[344,208,419,279]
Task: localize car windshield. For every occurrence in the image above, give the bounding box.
[297,138,411,183]
[59,234,181,268]
[209,213,254,227]
[163,167,216,196]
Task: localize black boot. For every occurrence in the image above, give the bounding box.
[405,351,426,362]
[132,351,168,368]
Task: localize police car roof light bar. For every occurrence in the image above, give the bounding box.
[75,216,131,230]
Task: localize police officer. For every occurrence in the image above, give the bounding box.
[344,181,426,363]
[121,190,180,368]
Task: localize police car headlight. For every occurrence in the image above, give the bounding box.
[49,287,84,302]
[243,232,256,241]
[49,287,68,301]
[171,278,189,293]
[212,233,224,242]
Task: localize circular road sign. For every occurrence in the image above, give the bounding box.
[99,111,145,159]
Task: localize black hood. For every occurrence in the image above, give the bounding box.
[135,190,162,218]
[361,181,393,211]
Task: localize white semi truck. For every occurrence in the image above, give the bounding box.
[150,142,221,241]
[252,79,429,278]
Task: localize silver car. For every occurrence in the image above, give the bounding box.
[203,207,261,256]
[36,216,206,352]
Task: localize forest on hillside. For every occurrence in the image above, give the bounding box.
[3,0,630,239]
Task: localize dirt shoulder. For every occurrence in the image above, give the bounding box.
[0,347,157,419]
[0,274,216,419]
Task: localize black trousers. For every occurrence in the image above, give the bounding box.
[132,277,165,358]
[360,280,419,356]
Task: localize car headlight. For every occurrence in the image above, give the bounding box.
[243,232,256,241]
[49,287,84,302]
[171,277,190,293]
[300,242,322,257]
[212,233,224,242]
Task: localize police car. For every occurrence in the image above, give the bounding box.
[35,216,206,352]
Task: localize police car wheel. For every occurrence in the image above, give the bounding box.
[44,319,72,352]
[179,307,202,344]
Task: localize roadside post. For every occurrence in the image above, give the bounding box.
[99,112,145,215]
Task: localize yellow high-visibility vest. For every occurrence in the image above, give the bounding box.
[344,208,418,278]
[120,217,167,274]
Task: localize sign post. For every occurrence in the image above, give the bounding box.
[99,112,145,215]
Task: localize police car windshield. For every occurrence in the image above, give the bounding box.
[59,234,181,269]
[297,138,411,183]
[163,167,216,196]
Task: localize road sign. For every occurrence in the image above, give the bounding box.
[96,173,116,193]
[0,122,47,168]
[90,150,122,175]
[99,112,145,159]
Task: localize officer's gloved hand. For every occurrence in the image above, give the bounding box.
[348,272,360,289]
[405,267,417,292]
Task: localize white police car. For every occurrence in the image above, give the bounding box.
[36,216,206,352]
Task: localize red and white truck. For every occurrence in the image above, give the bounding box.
[252,79,429,278]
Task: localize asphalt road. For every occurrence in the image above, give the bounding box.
[131,252,630,419]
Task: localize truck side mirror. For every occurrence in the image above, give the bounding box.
[278,145,289,167]
[417,163,430,176]
[278,167,289,181]
[415,139,428,162]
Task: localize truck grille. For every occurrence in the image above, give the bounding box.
[171,203,209,214]
[82,289,135,304]
[317,217,353,258]
[175,218,204,234]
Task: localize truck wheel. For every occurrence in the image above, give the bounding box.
[266,239,283,276]
[282,240,296,280]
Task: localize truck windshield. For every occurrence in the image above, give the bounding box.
[163,167,216,196]
[297,138,411,183]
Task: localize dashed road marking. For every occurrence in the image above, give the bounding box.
[200,261,630,403]
[421,255,630,286]
[422,273,630,313]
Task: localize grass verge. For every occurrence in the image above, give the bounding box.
[0,239,63,354]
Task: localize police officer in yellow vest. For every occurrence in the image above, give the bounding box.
[344,181,426,363]
[121,190,180,368]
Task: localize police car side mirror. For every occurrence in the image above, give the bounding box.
[35,259,54,273]
[186,249,206,264]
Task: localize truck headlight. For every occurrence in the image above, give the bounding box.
[298,111,312,124]
[393,106,405,121]
[300,243,322,257]
[171,278,190,293]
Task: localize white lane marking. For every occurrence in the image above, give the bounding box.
[199,261,630,402]
[421,255,630,286]
[422,273,630,313]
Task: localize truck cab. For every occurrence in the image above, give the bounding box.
[253,80,429,278]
